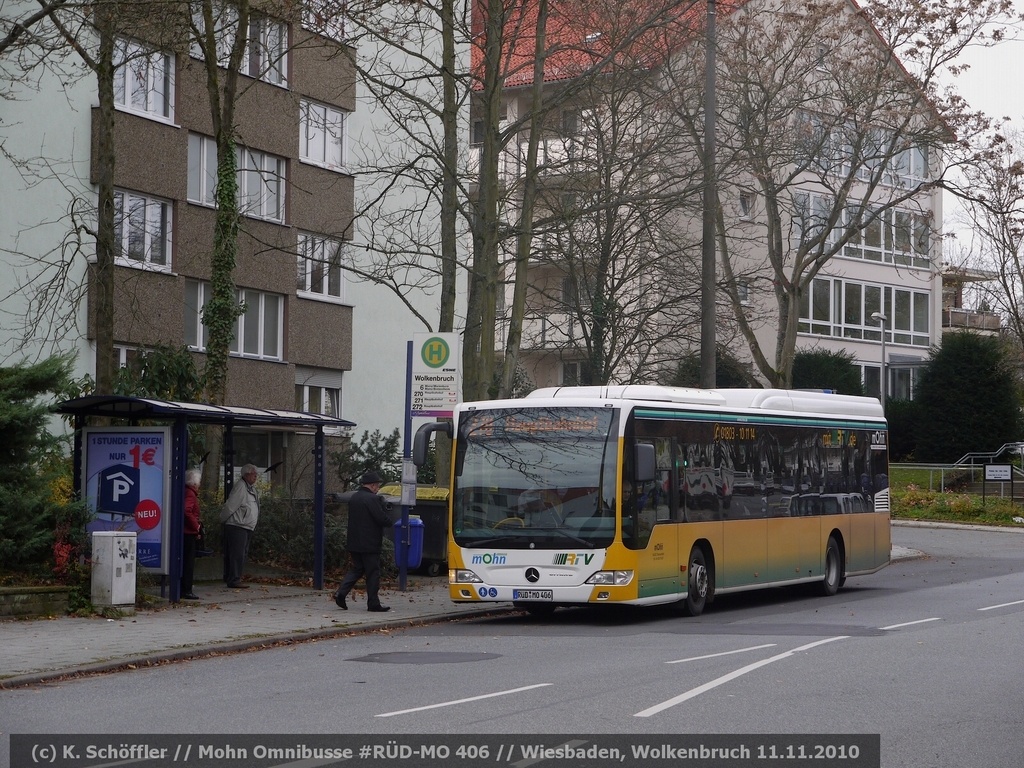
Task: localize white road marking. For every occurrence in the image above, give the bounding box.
[635,636,848,717]
[376,683,553,718]
[978,599,1024,612]
[880,617,941,630]
[665,643,777,664]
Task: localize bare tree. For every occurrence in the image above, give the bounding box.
[511,27,713,386]
[954,125,1024,347]
[325,0,469,337]
[0,0,131,390]
[466,0,712,398]
[326,0,713,400]
[662,0,1016,387]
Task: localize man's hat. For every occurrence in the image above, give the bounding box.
[360,471,384,485]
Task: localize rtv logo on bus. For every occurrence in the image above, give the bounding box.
[470,552,507,565]
[553,553,596,565]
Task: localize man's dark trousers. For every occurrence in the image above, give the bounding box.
[335,552,384,608]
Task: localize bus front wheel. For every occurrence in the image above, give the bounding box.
[684,546,710,616]
[821,536,842,596]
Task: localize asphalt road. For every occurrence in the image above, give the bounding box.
[3,523,1023,768]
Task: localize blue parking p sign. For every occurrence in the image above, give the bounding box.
[97,464,140,519]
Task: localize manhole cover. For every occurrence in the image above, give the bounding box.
[350,652,500,664]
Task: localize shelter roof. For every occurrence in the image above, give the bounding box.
[56,395,356,431]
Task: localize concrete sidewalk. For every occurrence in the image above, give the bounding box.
[0,544,924,689]
[0,575,503,689]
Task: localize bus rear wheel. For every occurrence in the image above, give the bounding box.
[821,536,842,596]
[684,546,710,616]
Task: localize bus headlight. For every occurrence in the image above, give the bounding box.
[585,570,634,586]
[450,569,483,584]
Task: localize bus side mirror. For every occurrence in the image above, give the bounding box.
[413,421,452,466]
[634,443,656,483]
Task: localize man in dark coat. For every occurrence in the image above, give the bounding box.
[334,471,392,612]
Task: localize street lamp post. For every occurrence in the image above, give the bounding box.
[871,311,887,415]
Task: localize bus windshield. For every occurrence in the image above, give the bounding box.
[452,406,619,549]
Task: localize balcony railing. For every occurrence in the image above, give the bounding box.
[495,313,576,351]
[468,138,596,183]
[522,313,574,349]
[942,307,1001,332]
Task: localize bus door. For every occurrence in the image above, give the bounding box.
[632,438,679,600]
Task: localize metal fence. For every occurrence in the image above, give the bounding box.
[891,462,1024,498]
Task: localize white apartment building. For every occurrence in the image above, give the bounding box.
[469,0,952,402]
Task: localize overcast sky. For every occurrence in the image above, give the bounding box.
[942,20,1024,262]
[954,32,1024,124]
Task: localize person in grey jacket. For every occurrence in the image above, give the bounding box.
[220,464,260,588]
[334,471,392,612]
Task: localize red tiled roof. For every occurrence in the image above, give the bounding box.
[470,0,726,88]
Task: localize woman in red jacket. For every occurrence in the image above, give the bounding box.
[182,468,203,600]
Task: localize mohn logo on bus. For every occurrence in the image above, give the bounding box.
[553,553,595,566]
[470,552,507,565]
[420,336,451,369]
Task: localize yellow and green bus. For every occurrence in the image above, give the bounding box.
[414,385,890,616]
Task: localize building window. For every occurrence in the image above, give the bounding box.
[114,190,171,269]
[246,14,287,85]
[561,275,577,304]
[815,45,828,71]
[237,288,282,359]
[190,4,287,86]
[302,0,346,42]
[187,133,217,207]
[561,107,594,136]
[190,3,237,66]
[188,134,286,223]
[737,280,750,304]
[841,206,930,268]
[894,144,929,185]
[297,233,345,300]
[860,363,918,402]
[114,38,174,121]
[797,114,930,187]
[185,281,284,360]
[739,192,754,220]
[799,277,930,347]
[792,191,836,248]
[300,100,346,171]
[239,146,286,222]
[562,108,579,137]
[113,345,141,369]
[562,361,581,385]
[471,119,485,146]
[295,367,343,420]
[295,383,340,415]
[861,363,882,401]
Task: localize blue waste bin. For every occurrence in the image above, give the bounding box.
[393,515,424,569]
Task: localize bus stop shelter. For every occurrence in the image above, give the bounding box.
[57,395,355,602]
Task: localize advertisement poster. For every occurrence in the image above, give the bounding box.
[83,427,171,573]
